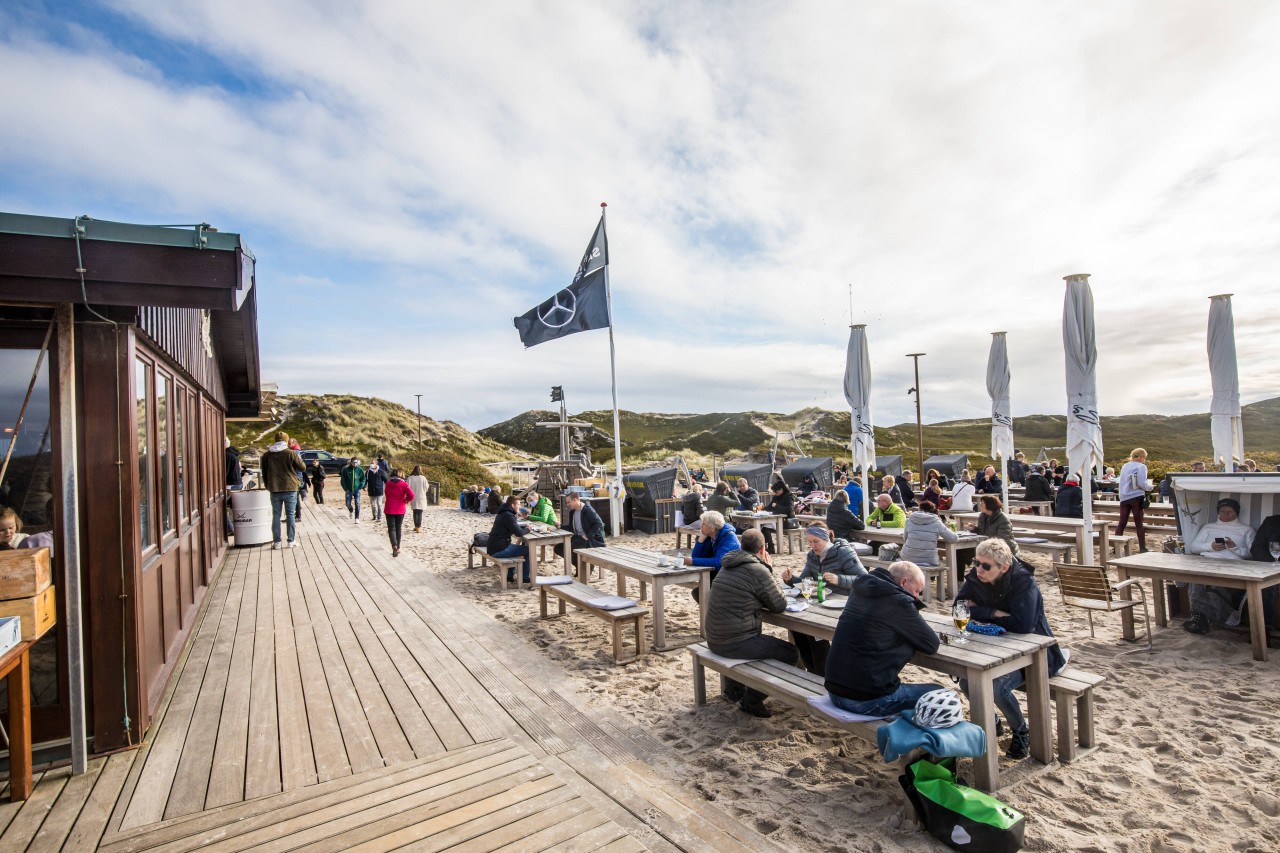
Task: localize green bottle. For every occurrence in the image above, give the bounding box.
[816,576,826,603]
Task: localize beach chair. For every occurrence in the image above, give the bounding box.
[1053,562,1152,651]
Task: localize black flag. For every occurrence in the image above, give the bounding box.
[514,215,611,348]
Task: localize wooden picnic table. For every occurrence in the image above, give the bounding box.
[1108,552,1280,661]
[947,511,1111,564]
[761,601,1054,791]
[1008,500,1054,514]
[574,545,712,652]
[847,527,982,600]
[516,526,573,579]
[730,510,788,535]
[0,639,34,801]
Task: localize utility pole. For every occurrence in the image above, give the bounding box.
[415,394,423,450]
[906,353,926,479]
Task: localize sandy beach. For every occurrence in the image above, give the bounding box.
[390,505,1280,853]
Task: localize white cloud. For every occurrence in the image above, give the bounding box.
[1,1,1277,431]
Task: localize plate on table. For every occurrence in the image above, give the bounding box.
[819,598,847,609]
[783,587,801,597]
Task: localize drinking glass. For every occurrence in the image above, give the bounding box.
[801,578,815,601]
[952,601,971,644]
[1270,541,1280,564]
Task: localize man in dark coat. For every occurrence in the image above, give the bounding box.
[735,478,760,512]
[261,431,306,549]
[825,561,941,716]
[975,465,1003,495]
[487,495,532,584]
[895,471,917,508]
[1054,474,1084,518]
[681,484,705,528]
[1023,465,1055,514]
[558,492,605,556]
[225,440,242,488]
[705,530,795,717]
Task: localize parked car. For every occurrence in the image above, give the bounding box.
[298,449,349,474]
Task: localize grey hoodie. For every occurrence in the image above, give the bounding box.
[901,510,959,566]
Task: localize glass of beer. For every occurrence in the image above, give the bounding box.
[952,601,971,644]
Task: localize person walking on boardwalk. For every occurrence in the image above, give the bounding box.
[367,460,388,523]
[339,456,367,521]
[261,431,306,549]
[309,459,326,505]
[407,465,430,532]
[383,469,414,557]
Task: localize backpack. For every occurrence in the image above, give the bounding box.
[472,532,489,548]
[899,759,1025,852]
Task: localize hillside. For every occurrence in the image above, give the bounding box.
[480,397,1280,476]
[226,394,531,495]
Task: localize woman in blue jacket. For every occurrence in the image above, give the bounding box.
[957,537,1066,760]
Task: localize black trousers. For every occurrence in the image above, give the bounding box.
[386,513,405,550]
[413,509,424,528]
[312,484,323,504]
[554,535,594,557]
[791,632,830,676]
[708,634,799,704]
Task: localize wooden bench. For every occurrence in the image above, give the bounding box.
[674,522,701,551]
[1015,538,1074,563]
[465,540,529,591]
[539,581,649,664]
[1044,668,1106,763]
[688,643,891,745]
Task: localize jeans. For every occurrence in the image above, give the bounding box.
[370,494,385,521]
[345,490,361,518]
[492,544,531,582]
[386,514,405,550]
[829,681,943,717]
[961,669,1027,733]
[413,509,424,528]
[270,491,298,544]
[708,634,799,704]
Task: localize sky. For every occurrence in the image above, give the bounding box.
[2,1,1278,431]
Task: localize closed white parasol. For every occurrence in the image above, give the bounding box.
[986,331,1014,511]
[844,324,875,520]
[1207,294,1244,471]
[1063,273,1104,533]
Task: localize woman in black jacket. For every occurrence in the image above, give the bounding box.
[761,481,796,554]
[824,490,864,541]
[957,537,1066,759]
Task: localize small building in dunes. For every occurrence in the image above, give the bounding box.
[0,212,262,761]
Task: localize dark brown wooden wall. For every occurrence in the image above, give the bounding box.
[135,305,226,409]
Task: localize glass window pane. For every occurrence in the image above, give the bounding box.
[137,360,152,548]
[157,372,172,534]
[174,386,185,521]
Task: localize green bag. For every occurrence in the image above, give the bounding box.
[899,759,1025,851]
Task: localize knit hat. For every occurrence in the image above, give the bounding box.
[805,525,830,540]
[1217,498,1241,514]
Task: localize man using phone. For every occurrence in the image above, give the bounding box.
[1183,498,1256,634]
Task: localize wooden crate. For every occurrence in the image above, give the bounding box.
[0,547,53,599]
[0,584,57,641]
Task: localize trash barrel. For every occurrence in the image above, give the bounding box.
[230,489,273,546]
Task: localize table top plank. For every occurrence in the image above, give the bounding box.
[1109,552,1280,582]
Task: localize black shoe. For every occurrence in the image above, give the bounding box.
[1006,730,1029,760]
[995,717,1005,737]
[739,699,773,718]
[1184,612,1211,634]
[722,683,746,702]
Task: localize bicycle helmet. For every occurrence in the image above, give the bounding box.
[914,689,966,728]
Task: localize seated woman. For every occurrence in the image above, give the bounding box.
[824,490,864,541]
[969,495,1019,558]
[949,470,976,512]
[921,478,943,509]
[957,538,1066,759]
[705,480,738,517]
[926,467,951,490]
[1054,474,1084,518]
[761,480,797,554]
[681,483,705,526]
[779,523,866,674]
[880,474,904,506]
[525,490,558,526]
[901,500,959,567]
[1183,498,1257,634]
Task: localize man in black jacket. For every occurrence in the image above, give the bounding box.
[1023,465,1055,514]
[735,478,760,512]
[895,471,917,508]
[487,496,532,584]
[705,530,795,718]
[1054,474,1084,518]
[975,465,1003,495]
[825,561,942,716]
[557,492,605,557]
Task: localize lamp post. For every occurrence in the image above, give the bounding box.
[414,394,423,450]
[906,353,925,480]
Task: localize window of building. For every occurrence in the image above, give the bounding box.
[137,358,154,551]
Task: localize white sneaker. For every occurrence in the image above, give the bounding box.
[288,541,299,549]
[271,542,283,550]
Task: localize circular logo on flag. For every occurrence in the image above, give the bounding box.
[538,288,577,328]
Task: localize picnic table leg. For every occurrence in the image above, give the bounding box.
[612,621,624,663]
[616,572,627,597]
[1247,582,1268,662]
[698,572,710,639]
[563,539,573,575]
[1024,648,1053,766]
[968,670,999,792]
[652,579,667,651]
[1115,565,1137,640]
[1099,525,1111,564]
[636,614,648,658]
[8,650,32,801]
[539,586,548,618]
[691,651,706,705]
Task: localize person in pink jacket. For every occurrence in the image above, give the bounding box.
[382,469,415,557]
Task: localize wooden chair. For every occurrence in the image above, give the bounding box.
[1053,562,1152,651]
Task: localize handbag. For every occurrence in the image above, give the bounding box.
[899,759,1025,852]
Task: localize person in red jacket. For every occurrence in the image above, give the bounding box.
[382,468,415,557]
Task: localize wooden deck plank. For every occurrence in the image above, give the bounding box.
[348,617,445,758]
[118,548,238,830]
[0,767,69,850]
[309,618,384,774]
[61,752,136,851]
[281,545,313,628]
[367,615,477,751]
[203,616,256,809]
[26,756,109,852]
[244,564,283,801]
[273,619,319,791]
[309,530,381,621]
[163,548,251,820]
[537,820,632,853]
[100,741,520,852]
[0,769,45,838]
[327,616,418,765]
[292,621,352,783]
[476,802,603,853]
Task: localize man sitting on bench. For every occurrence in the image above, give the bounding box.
[557,492,606,557]
[704,529,796,718]
[825,561,942,717]
[683,511,740,604]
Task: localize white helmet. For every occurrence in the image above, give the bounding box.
[914,689,966,728]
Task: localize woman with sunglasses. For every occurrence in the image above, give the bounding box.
[956,538,1066,759]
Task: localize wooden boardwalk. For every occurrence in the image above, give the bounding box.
[0,503,784,852]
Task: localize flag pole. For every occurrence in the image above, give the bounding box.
[601,202,624,537]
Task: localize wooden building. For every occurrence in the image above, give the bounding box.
[0,212,261,758]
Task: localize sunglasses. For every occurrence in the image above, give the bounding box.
[975,560,998,571]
